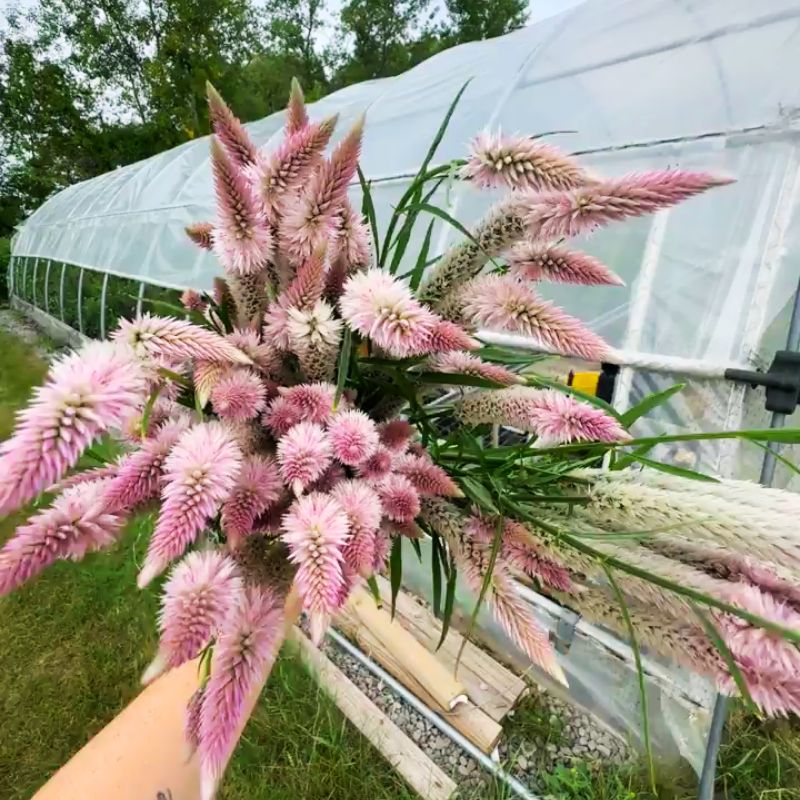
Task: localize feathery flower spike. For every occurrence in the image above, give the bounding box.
[425,320,481,353]
[210,138,273,276]
[221,455,283,547]
[333,199,372,270]
[0,480,122,595]
[199,586,285,800]
[210,369,267,422]
[278,383,336,424]
[281,492,349,643]
[522,170,734,241]
[393,453,462,497]
[426,351,522,387]
[328,409,380,466]
[280,245,328,311]
[331,480,382,576]
[462,274,609,361]
[356,446,394,482]
[226,328,281,375]
[340,270,437,357]
[0,341,146,516]
[286,77,310,135]
[276,422,333,495]
[114,314,252,365]
[462,131,588,191]
[186,222,214,251]
[181,289,208,312]
[377,473,420,522]
[378,419,414,453]
[139,423,242,586]
[142,550,242,684]
[207,82,259,168]
[508,242,624,286]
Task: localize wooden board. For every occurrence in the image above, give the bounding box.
[337,589,503,753]
[376,577,527,722]
[290,629,457,800]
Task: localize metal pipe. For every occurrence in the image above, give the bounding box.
[44,259,51,315]
[326,627,542,800]
[99,271,109,339]
[698,272,800,800]
[59,263,66,322]
[31,258,39,308]
[76,267,84,335]
[7,254,15,296]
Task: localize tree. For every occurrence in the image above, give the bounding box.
[443,0,528,45]
[333,0,438,85]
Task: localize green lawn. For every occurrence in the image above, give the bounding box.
[0,326,418,800]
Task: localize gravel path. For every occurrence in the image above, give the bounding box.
[0,306,64,361]
[321,634,630,797]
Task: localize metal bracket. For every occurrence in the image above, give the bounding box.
[725,349,800,414]
[552,608,581,654]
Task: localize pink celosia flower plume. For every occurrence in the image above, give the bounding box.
[356,446,394,482]
[210,138,273,276]
[378,419,414,453]
[333,199,372,271]
[181,289,208,312]
[139,423,242,587]
[327,409,380,466]
[276,422,333,495]
[226,328,281,375]
[286,300,342,353]
[281,117,364,264]
[207,82,259,169]
[394,453,462,498]
[278,383,336,424]
[250,117,337,216]
[286,77,310,135]
[331,480,382,576]
[221,455,283,547]
[378,474,421,522]
[104,418,190,513]
[462,131,588,192]
[457,386,630,445]
[280,245,328,311]
[199,586,285,800]
[461,274,609,361]
[425,320,481,354]
[426,351,522,387]
[194,362,227,409]
[0,341,146,516]
[210,369,267,422]
[340,270,437,357]
[0,480,122,595]
[281,492,350,643]
[114,314,252,365]
[522,170,734,241]
[142,550,243,684]
[262,395,302,437]
[186,222,214,251]
[502,519,573,592]
[508,242,624,287]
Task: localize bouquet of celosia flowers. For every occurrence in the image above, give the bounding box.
[2,80,800,797]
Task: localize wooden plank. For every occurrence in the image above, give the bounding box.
[377,577,527,722]
[290,628,457,800]
[337,591,503,753]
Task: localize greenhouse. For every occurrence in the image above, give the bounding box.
[5,0,800,798]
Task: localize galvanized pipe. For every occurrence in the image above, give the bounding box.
[327,627,542,800]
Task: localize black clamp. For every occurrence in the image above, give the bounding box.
[725,350,800,415]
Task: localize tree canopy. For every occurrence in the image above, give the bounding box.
[0,0,528,236]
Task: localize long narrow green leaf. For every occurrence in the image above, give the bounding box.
[436,557,458,651]
[418,79,471,179]
[748,438,800,476]
[410,220,436,291]
[389,537,403,620]
[409,537,422,562]
[602,565,657,794]
[624,453,719,482]
[366,574,382,605]
[357,165,380,266]
[620,383,685,427]
[139,386,161,439]
[459,476,500,514]
[692,604,760,716]
[412,371,507,389]
[525,374,622,420]
[334,328,353,409]
[431,535,443,618]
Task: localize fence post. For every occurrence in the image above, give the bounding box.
[59,264,66,322]
[77,267,84,336]
[44,259,52,316]
[31,258,39,308]
[99,271,109,339]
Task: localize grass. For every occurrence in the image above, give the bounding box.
[0,325,418,800]
[1,321,799,800]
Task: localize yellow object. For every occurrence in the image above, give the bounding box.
[570,371,600,395]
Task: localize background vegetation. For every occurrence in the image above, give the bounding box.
[0,0,528,238]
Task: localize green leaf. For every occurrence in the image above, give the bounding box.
[624,453,719,482]
[458,476,499,514]
[410,537,422,562]
[387,176,446,275]
[431,535,443,618]
[140,386,161,439]
[436,557,458,651]
[691,604,760,717]
[602,565,657,794]
[412,371,507,389]
[418,80,471,181]
[366,575,382,606]
[619,383,685,427]
[410,219,435,291]
[525,374,622,420]
[357,165,380,266]
[389,537,403,620]
[334,327,353,409]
